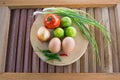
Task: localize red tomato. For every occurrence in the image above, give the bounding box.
[44,14,60,29]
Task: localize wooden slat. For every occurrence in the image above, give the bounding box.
[1,73,120,80]
[15,9,27,72]
[56,66,64,73]
[80,53,85,72]
[84,50,89,72]
[75,60,80,73]
[32,51,40,73]
[0,7,10,73]
[109,7,119,72]
[5,9,20,72]
[87,8,96,72]
[39,61,48,73]
[88,44,93,72]
[23,9,34,72]
[48,65,55,73]
[94,8,105,72]
[80,41,89,72]
[0,0,120,8]
[72,63,77,73]
[72,60,80,73]
[115,4,120,72]
[63,66,69,73]
[64,65,72,73]
[102,7,113,73]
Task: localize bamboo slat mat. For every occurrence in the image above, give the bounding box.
[5,7,120,73]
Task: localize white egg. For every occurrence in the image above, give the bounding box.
[62,37,75,54]
[48,38,61,53]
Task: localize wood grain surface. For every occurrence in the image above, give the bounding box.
[23,9,34,73]
[0,7,10,73]
[4,4,120,74]
[109,7,119,72]
[0,1,120,79]
[102,7,113,73]
[15,9,27,72]
[0,0,120,8]
[115,4,120,72]
[87,8,96,72]
[1,73,120,80]
[94,8,105,72]
[6,9,20,72]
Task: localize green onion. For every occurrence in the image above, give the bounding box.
[37,47,61,61]
[34,7,111,63]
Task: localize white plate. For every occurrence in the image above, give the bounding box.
[30,15,89,66]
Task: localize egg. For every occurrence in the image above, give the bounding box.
[48,38,61,53]
[37,26,50,42]
[62,37,75,54]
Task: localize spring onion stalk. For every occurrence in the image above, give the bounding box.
[34,7,111,62]
[37,47,61,61]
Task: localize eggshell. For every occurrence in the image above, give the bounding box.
[48,38,61,53]
[62,37,75,54]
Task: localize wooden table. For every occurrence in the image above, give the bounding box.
[0,0,120,80]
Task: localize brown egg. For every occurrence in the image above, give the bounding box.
[37,26,50,42]
[48,38,61,53]
[62,37,75,54]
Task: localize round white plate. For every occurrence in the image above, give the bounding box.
[30,15,88,66]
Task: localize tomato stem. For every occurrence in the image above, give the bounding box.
[47,16,53,21]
